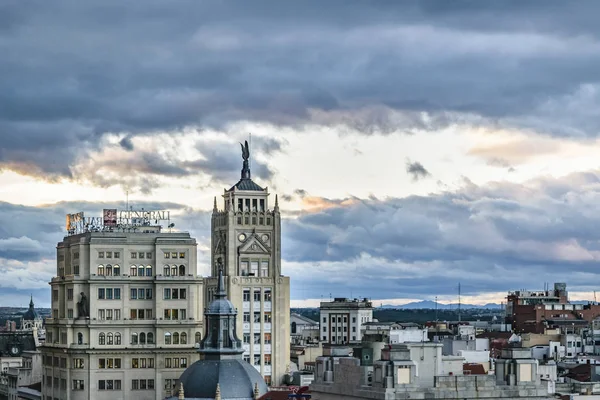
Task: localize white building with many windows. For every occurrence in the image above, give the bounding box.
[41,225,204,400]
[319,298,373,345]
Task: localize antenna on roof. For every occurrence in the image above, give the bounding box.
[249,132,252,172]
[458,283,462,323]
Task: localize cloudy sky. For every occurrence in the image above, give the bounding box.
[3,1,600,307]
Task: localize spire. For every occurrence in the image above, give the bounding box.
[216,265,226,299]
[178,382,185,400]
[213,196,218,212]
[29,295,34,309]
[254,382,260,399]
[274,194,279,212]
[214,383,221,400]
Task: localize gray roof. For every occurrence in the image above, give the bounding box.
[0,332,36,356]
[229,178,264,192]
[173,359,268,399]
[291,313,319,325]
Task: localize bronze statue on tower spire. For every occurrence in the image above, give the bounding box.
[240,140,251,179]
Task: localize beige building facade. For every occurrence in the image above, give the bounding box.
[42,227,204,400]
[206,142,291,386]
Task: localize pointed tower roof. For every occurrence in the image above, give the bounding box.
[22,295,39,321]
[227,140,265,192]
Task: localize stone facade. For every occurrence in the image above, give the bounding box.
[319,298,373,345]
[208,172,290,386]
[42,229,203,400]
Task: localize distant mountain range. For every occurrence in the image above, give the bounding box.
[379,300,502,310]
[378,299,595,310]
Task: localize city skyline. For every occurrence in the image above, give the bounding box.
[3,1,600,307]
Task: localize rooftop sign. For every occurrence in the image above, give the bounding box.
[66,209,171,235]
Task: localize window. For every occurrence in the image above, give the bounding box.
[264,354,272,365]
[131,333,138,345]
[115,332,121,344]
[74,252,80,259]
[254,312,261,323]
[132,380,139,390]
[243,289,251,302]
[244,312,250,323]
[264,312,272,323]
[139,252,145,259]
[254,333,261,344]
[164,252,170,259]
[74,265,80,275]
[173,332,179,345]
[148,332,154,344]
[98,265,105,275]
[98,288,105,299]
[165,332,171,344]
[114,251,120,258]
[260,261,269,277]
[114,264,120,275]
[171,252,177,258]
[171,265,177,276]
[72,380,84,390]
[164,265,170,276]
[138,265,144,276]
[131,289,137,300]
[73,358,84,369]
[146,252,152,259]
[130,265,137,276]
[352,326,356,332]
[107,332,114,345]
[99,358,121,369]
[254,289,261,302]
[98,251,105,259]
[244,333,250,343]
[180,332,187,344]
[146,288,153,299]
[240,261,249,276]
[67,308,73,319]
[251,261,259,276]
[114,288,121,299]
[264,332,272,344]
[99,332,105,345]
[165,358,172,368]
[106,251,112,258]
[244,355,250,363]
[254,355,260,365]
[323,317,326,322]
[195,332,202,344]
[146,266,152,276]
[164,289,171,300]
[179,265,185,275]
[140,332,146,344]
[352,317,356,323]
[98,379,121,390]
[131,252,137,259]
[179,252,185,259]
[264,289,272,302]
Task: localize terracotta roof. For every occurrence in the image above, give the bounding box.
[463,363,487,375]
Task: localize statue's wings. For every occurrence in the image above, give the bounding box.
[240,140,250,160]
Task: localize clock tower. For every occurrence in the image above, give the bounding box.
[208,140,290,386]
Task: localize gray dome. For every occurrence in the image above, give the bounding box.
[23,297,39,320]
[176,359,268,399]
[207,298,236,314]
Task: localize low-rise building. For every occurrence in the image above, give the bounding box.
[291,313,320,344]
[319,298,373,345]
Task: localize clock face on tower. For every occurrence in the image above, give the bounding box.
[10,345,19,356]
[238,233,246,242]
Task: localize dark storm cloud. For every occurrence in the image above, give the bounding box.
[282,170,600,300]
[2,1,600,179]
[406,161,431,181]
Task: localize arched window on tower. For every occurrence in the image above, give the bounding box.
[164,266,170,276]
[171,265,177,276]
[164,332,171,345]
[107,333,114,345]
[113,264,120,276]
[138,265,144,277]
[139,332,146,345]
[105,264,112,276]
[99,333,105,345]
[173,332,179,345]
[115,333,121,345]
[179,265,185,276]
[97,265,104,276]
[131,333,138,345]
[180,332,187,344]
[130,265,137,276]
[147,332,154,344]
[145,266,152,276]
[195,332,201,344]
